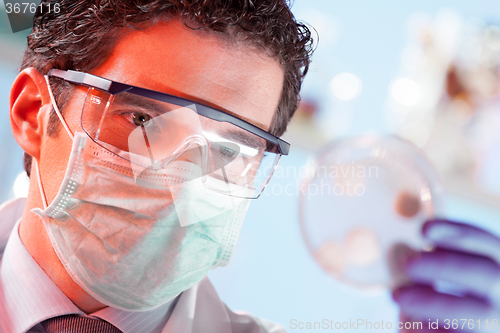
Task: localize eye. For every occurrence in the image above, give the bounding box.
[219,145,239,158]
[132,112,153,127]
[213,142,241,159]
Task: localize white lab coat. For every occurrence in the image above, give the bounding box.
[164,276,286,333]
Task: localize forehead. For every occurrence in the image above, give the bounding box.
[89,19,284,131]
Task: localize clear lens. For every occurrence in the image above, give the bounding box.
[80,88,281,198]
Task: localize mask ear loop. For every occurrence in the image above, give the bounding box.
[44,75,74,140]
[35,76,75,209]
[34,158,48,209]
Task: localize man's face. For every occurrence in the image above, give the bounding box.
[40,19,285,204]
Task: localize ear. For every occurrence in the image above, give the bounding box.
[10,68,52,161]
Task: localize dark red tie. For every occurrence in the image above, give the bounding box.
[41,314,123,333]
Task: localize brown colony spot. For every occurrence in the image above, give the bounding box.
[395,191,421,218]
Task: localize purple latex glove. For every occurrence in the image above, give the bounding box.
[393,220,500,332]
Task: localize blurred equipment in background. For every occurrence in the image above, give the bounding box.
[385,10,500,199]
[283,99,330,151]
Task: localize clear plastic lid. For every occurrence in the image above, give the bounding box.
[299,135,444,289]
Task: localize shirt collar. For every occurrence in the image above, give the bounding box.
[0,198,174,333]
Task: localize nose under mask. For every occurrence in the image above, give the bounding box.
[32,131,251,311]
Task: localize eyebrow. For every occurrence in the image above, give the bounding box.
[135,74,270,130]
[112,92,270,152]
[111,93,177,114]
[217,130,266,151]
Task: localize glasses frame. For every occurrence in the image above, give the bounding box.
[47,69,290,156]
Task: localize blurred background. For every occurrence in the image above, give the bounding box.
[1,0,500,332]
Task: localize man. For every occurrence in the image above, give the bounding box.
[1,0,312,332]
[2,1,500,333]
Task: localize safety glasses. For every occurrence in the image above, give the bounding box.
[47,69,290,199]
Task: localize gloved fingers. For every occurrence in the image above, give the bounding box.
[393,284,498,332]
[404,248,500,301]
[423,220,500,264]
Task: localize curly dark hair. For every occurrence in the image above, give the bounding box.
[21,0,314,177]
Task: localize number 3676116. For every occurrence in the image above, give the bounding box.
[5,2,60,14]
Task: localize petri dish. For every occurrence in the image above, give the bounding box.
[299,135,444,289]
